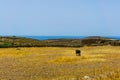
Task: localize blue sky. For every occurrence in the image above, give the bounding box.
[0,0,120,36]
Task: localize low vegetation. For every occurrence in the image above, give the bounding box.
[0,46,120,80]
[0,36,83,47]
[0,36,120,48]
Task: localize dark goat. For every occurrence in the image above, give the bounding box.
[75,49,81,56]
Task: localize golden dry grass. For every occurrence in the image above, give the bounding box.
[0,46,120,80]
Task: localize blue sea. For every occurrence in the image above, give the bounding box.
[23,36,120,40]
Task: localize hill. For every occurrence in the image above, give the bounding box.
[0,36,120,47]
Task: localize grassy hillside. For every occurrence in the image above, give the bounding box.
[0,36,83,47]
[0,46,120,80]
[0,36,120,47]
[0,36,45,47]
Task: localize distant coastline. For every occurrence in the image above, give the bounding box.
[23,36,120,40]
[22,36,86,40]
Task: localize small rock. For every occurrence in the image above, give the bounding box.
[82,76,92,80]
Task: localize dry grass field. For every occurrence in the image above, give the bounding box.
[0,46,120,80]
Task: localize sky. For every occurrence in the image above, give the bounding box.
[0,0,120,36]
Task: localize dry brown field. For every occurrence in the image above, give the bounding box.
[0,46,120,80]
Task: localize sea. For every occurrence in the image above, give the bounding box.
[22,36,120,40]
